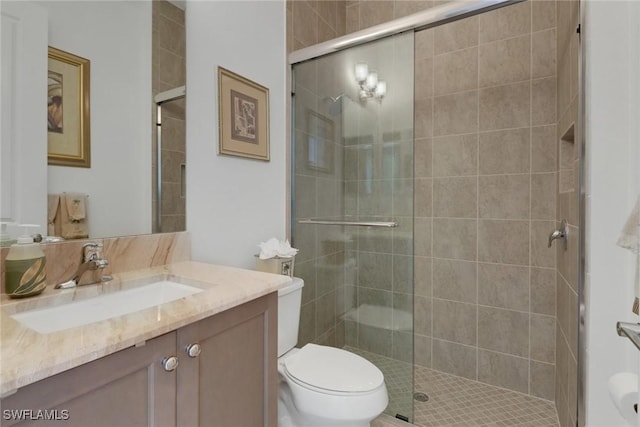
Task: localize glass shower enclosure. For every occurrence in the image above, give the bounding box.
[291,33,415,421]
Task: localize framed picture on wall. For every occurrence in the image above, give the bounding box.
[217,67,270,161]
[47,46,91,168]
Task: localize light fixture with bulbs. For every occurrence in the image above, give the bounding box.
[355,62,387,102]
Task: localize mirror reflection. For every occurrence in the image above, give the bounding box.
[1,0,186,240]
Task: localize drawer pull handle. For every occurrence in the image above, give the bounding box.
[185,343,202,358]
[162,356,179,372]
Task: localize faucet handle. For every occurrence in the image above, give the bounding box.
[82,241,103,262]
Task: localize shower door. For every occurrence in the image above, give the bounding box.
[291,32,415,421]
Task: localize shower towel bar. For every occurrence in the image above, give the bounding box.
[617,321,640,351]
[297,219,398,228]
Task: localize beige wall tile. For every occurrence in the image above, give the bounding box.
[433,177,478,218]
[479,82,530,131]
[478,349,529,393]
[359,324,393,356]
[415,138,432,178]
[434,91,478,136]
[531,314,556,363]
[392,255,412,293]
[358,252,393,290]
[415,28,434,60]
[346,3,360,33]
[317,0,337,31]
[394,0,433,19]
[477,263,529,311]
[432,134,478,177]
[415,98,433,138]
[433,218,477,261]
[531,125,557,173]
[318,18,338,43]
[531,220,556,268]
[433,258,477,303]
[478,306,529,357]
[414,178,433,217]
[479,174,530,219]
[479,35,530,88]
[414,217,432,257]
[317,290,337,335]
[432,339,477,380]
[433,299,477,345]
[532,77,557,126]
[299,300,316,346]
[479,1,531,43]
[531,360,556,400]
[478,220,529,265]
[415,334,432,367]
[359,0,394,29]
[293,0,318,47]
[415,57,434,99]
[531,173,557,220]
[532,0,556,32]
[414,256,432,297]
[531,267,556,315]
[158,15,185,58]
[434,47,478,95]
[478,128,530,175]
[532,29,557,79]
[434,16,478,55]
[415,295,432,335]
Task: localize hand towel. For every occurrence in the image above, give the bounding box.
[60,193,89,239]
[617,196,640,315]
[64,192,87,221]
[47,194,60,236]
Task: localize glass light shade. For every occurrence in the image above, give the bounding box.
[355,63,368,83]
[365,72,378,90]
[374,81,387,98]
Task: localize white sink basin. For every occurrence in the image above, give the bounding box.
[11,280,203,334]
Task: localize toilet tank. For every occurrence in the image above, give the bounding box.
[278,277,304,357]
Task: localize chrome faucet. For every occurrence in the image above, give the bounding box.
[54,242,110,289]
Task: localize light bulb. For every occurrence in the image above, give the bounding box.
[365,72,378,90]
[355,63,368,83]
[374,81,387,98]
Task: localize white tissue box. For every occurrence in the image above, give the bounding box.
[255,255,295,277]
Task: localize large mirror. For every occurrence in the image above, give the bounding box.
[0,0,186,240]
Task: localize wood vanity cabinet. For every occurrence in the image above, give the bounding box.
[1,292,277,427]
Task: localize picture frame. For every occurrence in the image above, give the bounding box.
[218,67,270,161]
[306,110,335,173]
[47,46,91,168]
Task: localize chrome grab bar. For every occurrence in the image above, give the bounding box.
[298,219,399,228]
[616,321,640,351]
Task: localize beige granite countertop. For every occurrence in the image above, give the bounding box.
[0,261,291,396]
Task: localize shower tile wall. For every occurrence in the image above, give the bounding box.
[554,0,580,425]
[412,2,558,400]
[152,0,186,233]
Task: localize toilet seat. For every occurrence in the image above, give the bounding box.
[283,344,384,394]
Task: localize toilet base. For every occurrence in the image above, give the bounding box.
[278,382,378,427]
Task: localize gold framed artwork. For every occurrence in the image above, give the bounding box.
[306,110,335,173]
[218,67,269,161]
[47,46,91,168]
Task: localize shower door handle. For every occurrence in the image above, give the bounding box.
[298,219,398,228]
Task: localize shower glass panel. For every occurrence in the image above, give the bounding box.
[291,32,414,421]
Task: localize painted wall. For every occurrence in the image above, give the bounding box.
[186,1,286,268]
[43,1,152,239]
[584,1,639,425]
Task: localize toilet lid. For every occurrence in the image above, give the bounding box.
[283,344,384,393]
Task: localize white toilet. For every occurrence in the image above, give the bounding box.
[277,277,388,427]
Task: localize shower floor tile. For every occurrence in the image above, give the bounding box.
[347,347,559,427]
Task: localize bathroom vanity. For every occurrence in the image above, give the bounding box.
[0,262,289,426]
